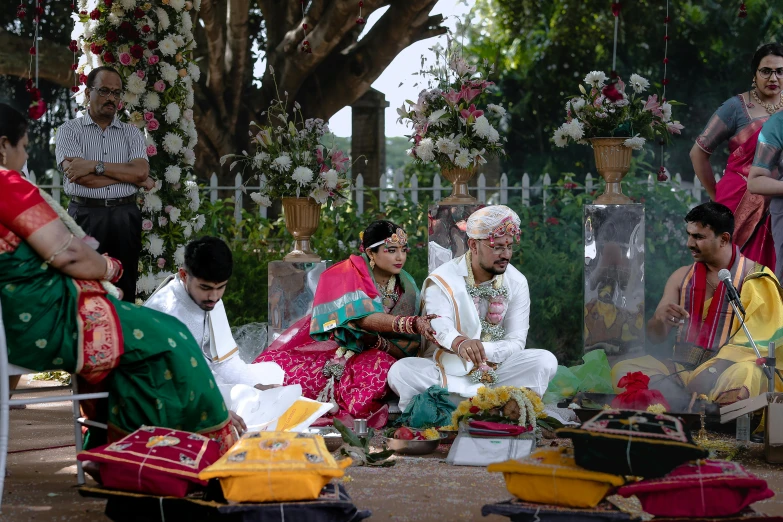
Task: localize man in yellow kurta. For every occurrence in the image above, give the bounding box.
[612,202,783,406]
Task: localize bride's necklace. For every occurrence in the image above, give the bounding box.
[375,274,398,309]
[751,89,783,114]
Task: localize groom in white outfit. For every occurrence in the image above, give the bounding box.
[388,205,558,410]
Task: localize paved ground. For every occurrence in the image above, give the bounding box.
[1,377,782,521]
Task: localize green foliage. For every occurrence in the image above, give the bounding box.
[333,419,395,467]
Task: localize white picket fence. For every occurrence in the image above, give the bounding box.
[31,169,719,226]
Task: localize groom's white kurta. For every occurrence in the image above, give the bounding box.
[144,275,285,388]
[388,255,557,410]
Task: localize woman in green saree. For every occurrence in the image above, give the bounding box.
[0,104,235,452]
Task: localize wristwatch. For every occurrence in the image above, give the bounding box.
[95,161,105,176]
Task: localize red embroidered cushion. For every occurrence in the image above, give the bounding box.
[618,459,774,517]
[77,426,222,497]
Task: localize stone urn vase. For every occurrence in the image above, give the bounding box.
[281,197,321,262]
[590,137,633,205]
[440,166,478,204]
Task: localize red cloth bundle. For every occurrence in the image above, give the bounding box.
[618,459,774,517]
[77,426,222,497]
[468,420,529,437]
[611,371,670,411]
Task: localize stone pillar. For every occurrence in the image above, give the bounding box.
[583,204,645,363]
[351,88,389,189]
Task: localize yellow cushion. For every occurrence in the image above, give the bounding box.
[487,447,625,508]
[199,431,351,503]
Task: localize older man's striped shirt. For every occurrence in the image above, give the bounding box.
[55,112,148,199]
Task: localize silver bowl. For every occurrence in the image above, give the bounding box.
[302,427,344,452]
[385,434,446,455]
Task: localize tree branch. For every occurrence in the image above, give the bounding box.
[227,0,251,129]
[299,2,445,119]
[0,30,74,88]
[200,0,228,115]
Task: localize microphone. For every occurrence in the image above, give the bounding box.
[718,269,746,316]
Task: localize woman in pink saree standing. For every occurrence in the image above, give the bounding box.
[256,221,437,427]
[690,43,783,268]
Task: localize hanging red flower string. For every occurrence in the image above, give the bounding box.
[299,1,311,53]
[738,3,748,18]
[25,0,47,120]
[658,0,670,181]
[356,1,366,25]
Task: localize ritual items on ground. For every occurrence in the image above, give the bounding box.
[557,410,708,477]
[385,427,444,456]
[720,392,783,463]
[617,459,774,518]
[611,371,670,411]
[450,386,544,432]
[76,426,222,498]
[543,349,615,404]
[488,447,625,509]
[482,498,634,522]
[199,431,351,502]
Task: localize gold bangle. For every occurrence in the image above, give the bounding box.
[45,233,74,264]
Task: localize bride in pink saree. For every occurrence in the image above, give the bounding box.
[690,43,783,268]
[256,221,437,427]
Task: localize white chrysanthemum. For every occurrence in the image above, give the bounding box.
[193,214,205,232]
[172,34,185,48]
[660,102,672,122]
[187,63,200,82]
[427,109,447,126]
[487,127,500,143]
[310,187,330,204]
[454,149,471,168]
[160,63,178,84]
[120,0,135,11]
[126,74,147,95]
[164,102,180,124]
[487,103,506,116]
[273,154,292,172]
[194,0,202,9]
[292,166,314,185]
[185,91,194,108]
[169,0,185,10]
[108,12,121,26]
[570,97,586,111]
[162,133,183,154]
[173,245,185,267]
[436,137,458,155]
[252,152,269,169]
[155,8,170,30]
[562,119,584,140]
[623,135,646,150]
[159,38,177,56]
[144,133,156,146]
[143,193,163,212]
[250,192,272,207]
[143,92,161,111]
[164,165,181,184]
[181,11,193,32]
[629,73,650,93]
[136,273,157,295]
[472,115,497,141]
[122,92,140,108]
[183,109,194,121]
[553,126,569,148]
[584,71,608,88]
[188,193,199,212]
[323,169,339,189]
[415,138,436,162]
[169,207,182,223]
[183,148,196,165]
[183,223,193,238]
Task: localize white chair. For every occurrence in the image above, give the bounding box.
[0,299,109,511]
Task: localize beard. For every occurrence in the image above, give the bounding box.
[479,257,510,275]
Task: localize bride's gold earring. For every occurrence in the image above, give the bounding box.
[1,152,6,166]
[369,257,376,270]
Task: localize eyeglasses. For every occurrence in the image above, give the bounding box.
[479,240,515,255]
[757,67,783,79]
[93,87,125,100]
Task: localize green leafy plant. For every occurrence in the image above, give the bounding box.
[332,419,395,467]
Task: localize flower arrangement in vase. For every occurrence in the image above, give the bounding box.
[396,41,506,204]
[553,71,684,204]
[221,72,353,261]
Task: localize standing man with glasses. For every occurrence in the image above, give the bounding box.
[388,205,558,411]
[56,66,153,301]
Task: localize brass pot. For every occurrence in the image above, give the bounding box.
[440,166,478,204]
[281,197,321,262]
[590,137,633,205]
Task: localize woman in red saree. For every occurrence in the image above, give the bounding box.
[690,43,783,268]
[0,104,235,453]
[256,221,437,427]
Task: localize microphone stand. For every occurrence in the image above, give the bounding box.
[728,300,774,381]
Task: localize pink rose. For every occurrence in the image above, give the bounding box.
[164,205,173,214]
[156,257,166,269]
[136,70,145,79]
[147,118,159,131]
[153,80,165,92]
[119,53,132,66]
[144,111,155,122]
[141,219,154,231]
[146,144,157,156]
[148,55,160,65]
[158,216,168,227]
